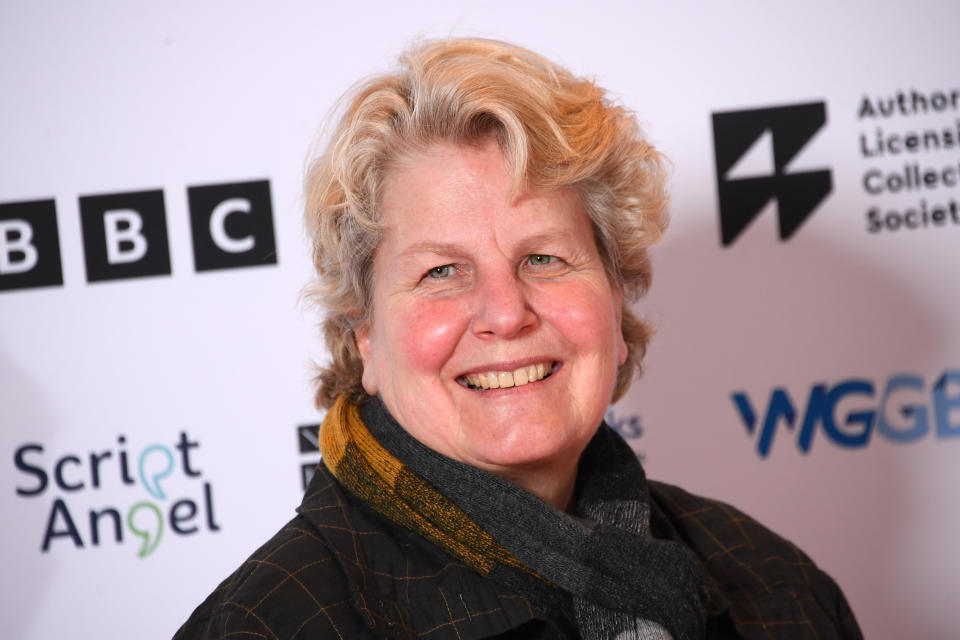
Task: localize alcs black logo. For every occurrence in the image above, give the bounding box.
[0,179,276,292]
[712,102,832,246]
[297,423,321,490]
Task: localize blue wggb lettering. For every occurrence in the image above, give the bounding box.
[733,369,960,456]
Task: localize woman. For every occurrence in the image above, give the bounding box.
[176,39,861,639]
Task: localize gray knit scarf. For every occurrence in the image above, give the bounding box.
[357,398,708,640]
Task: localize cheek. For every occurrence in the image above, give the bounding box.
[387,298,470,377]
[538,283,620,352]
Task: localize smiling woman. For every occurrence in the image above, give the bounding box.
[175,39,862,640]
[354,140,625,510]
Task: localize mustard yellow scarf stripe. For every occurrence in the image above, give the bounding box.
[320,396,532,578]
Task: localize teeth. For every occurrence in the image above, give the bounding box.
[514,367,528,386]
[463,362,553,390]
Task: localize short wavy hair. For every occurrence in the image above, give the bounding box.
[304,38,668,409]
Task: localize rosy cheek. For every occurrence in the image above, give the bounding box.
[394,298,469,376]
[535,283,617,344]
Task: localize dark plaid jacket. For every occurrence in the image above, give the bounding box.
[174,463,862,639]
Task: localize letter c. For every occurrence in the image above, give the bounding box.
[905,208,919,228]
[863,170,883,194]
[209,198,255,254]
[943,166,957,187]
[54,455,84,492]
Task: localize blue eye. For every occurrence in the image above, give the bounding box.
[427,265,454,278]
[528,254,555,266]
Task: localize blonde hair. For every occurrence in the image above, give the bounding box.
[304,38,668,409]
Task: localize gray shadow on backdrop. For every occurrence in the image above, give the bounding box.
[641,199,950,639]
[0,345,60,639]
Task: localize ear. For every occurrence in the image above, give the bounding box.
[616,328,628,366]
[354,323,379,395]
[613,288,628,367]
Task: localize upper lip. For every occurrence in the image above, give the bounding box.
[456,357,559,378]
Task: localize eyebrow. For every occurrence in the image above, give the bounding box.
[516,230,581,254]
[396,241,471,261]
[395,230,579,261]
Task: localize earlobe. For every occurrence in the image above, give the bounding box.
[354,324,379,395]
[616,329,628,367]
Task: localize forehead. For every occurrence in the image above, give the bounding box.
[378,141,590,250]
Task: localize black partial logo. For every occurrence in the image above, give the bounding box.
[0,199,63,291]
[188,180,277,271]
[712,102,832,246]
[297,423,321,490]
[80,189,172,282]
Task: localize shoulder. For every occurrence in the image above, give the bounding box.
[173,483,373,639]
[647,480,862,639]
[648,480,804,564]
[175,464,554,640]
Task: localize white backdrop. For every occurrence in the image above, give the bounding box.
[2,2,958,638]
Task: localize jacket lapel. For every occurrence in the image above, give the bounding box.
[299,463,561,639]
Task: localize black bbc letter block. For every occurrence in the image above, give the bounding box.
[187,179,277,272]
[79,189,171,282]
[0,199,63,292]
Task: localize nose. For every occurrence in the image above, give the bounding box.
[471,270,538,339]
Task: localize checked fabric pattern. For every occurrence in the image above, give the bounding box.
[173,463,560,639]
[647,482,862,639]
[175,405,861,640]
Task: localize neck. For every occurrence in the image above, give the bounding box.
[359,396,583,511]
[494,460,579,512]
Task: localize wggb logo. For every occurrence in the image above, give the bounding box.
[733,369,960,457]
[0,179,276,292]
[13,432,220,557]
[712,102,833,246]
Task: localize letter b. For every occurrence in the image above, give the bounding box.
[1,220,38,274]
[103,210,149,264]
[0,199,63,292]
[79,190,171,282]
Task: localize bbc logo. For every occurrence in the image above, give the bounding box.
[1,179,277,292]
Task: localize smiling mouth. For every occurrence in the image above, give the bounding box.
[458,362,555,390]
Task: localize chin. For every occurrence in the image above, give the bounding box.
[463,424,587,473]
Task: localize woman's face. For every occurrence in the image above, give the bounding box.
[355,139,626,487]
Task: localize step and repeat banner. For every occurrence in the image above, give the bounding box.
[2,2,957,639]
